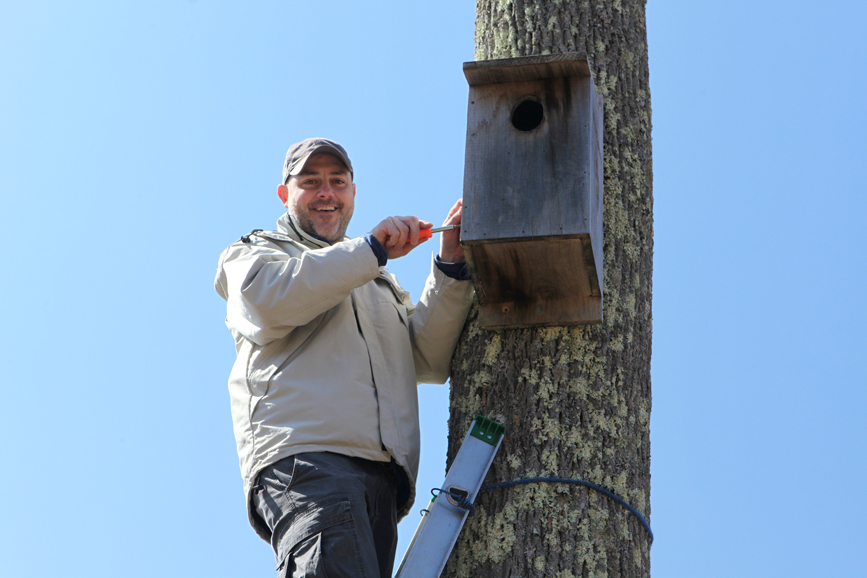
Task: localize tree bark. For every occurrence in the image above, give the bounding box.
[445,1,653,577]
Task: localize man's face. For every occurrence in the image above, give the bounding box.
[282,153,355,243]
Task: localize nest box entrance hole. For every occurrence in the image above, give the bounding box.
[511,98,544,132]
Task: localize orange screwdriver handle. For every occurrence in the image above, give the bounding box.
[385,225,458,243]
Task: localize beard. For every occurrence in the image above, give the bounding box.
[291,202,354,244]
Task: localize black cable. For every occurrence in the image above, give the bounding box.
[480,477,653,544]
[431,487,476,515]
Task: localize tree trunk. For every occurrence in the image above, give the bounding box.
[444,1,653,577]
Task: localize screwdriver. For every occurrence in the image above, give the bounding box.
[419,224,460,240]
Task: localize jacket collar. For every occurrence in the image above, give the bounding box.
[276,212,338,249]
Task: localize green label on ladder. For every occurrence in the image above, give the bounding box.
[470,415,506,445]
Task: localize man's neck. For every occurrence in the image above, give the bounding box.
[282,212,334,246]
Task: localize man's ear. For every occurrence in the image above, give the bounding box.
[353,183,356,198]
[277,184,289,206]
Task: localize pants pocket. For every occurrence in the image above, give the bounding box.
[277,499,368,578]
[283,532,323,578]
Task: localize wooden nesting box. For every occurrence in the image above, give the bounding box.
[461,53,604,329]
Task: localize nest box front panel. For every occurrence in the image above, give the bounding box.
[462,75,599,243]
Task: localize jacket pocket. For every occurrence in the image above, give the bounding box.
[246,310,329,398]
[391,301,408,327]
[377,269,410,303]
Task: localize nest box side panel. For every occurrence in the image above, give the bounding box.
[589,85,604,292]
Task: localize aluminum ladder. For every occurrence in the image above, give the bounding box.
[395,415,505,578]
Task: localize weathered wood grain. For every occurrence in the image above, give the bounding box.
[462,55,604,326]
[463,52,592,85]
[464,235,602,327]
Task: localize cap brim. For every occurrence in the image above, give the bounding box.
[288,145,352,177]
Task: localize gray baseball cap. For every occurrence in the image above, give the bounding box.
[282,137,353,184]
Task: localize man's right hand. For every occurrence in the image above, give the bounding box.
[371,216,433,260]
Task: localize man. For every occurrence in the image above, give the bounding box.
[214,138,473,577]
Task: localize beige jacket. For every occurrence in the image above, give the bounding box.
[214,213,473,539]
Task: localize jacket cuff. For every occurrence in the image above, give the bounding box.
[364,234,388,267]
[434,255,470,281]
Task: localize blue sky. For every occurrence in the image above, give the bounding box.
[2,1,865,577]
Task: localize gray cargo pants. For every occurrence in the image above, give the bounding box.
[252,452,400,578]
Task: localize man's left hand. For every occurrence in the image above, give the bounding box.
[439,199,465,263]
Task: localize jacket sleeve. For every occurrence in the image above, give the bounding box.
[407,255,474,384]
[215,236,381,346]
